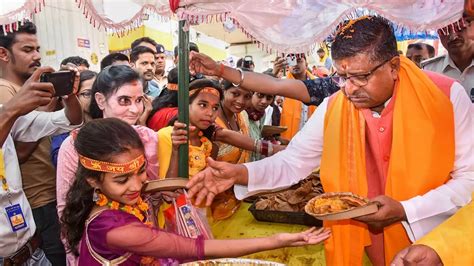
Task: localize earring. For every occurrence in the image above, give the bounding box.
[92,188,100,202]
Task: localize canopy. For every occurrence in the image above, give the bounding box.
[1,0,463,53]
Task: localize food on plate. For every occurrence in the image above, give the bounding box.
[308,193,368,215]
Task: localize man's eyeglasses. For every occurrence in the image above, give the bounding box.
[331,58,392,87]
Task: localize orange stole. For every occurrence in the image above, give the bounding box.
[280,71,317,139]
[320,57,455,265]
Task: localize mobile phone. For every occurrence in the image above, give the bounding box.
[286,55,297,67]
[40,71,75,97]
[243,55,253,69]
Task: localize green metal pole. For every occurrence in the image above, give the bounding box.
[177,20,190,178]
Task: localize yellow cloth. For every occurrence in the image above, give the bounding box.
[157,126,213,179]
[320,57,455,265]
[416,194,474,265]
[211,203,328,265]
[157,126,173,179]
[280,71,317,139]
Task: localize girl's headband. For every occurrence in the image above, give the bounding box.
[167,83,178,91]
[189,87,220,97]
[79,154,145,174]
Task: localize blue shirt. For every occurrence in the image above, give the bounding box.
[50,132,70,168]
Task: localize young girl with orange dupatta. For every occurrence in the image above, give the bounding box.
[61,118,330,265]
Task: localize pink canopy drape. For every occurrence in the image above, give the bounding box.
[1,0,463,53]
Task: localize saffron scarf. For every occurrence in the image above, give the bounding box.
[320,57,455,265]
[280,70,317,139]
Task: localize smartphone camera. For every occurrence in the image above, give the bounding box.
[286,54,297,67]
[40,71,75,97]
[241,55,254,69]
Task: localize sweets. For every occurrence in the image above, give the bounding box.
[308,193,368,215]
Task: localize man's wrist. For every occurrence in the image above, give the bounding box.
[398,201,408,222]
[1,102,21,119]
[234,164,249,185]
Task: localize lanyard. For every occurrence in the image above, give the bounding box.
[0,149,13,204]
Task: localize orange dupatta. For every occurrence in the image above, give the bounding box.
[211,112,250,220]
[215,112,251,164]
[320,57,455,265]
[280,70,317,139]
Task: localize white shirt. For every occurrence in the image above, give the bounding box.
[235,82,474,242]
[264,106,273,126]
[423,54,474,103]
[0,109,79,257]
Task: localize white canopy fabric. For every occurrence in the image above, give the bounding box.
[1,0,464,53]
[177,0,464,52]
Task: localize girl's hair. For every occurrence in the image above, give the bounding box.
[78,70,97,89]
[61,118,145,256]
[220,79,234,91]
[89,65,142,119]
[149,68,179,118]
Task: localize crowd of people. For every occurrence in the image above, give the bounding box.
[0,12,472,266]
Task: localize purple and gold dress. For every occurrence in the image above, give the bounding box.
[79,210,204,265]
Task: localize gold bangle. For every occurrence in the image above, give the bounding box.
[232,68,244,87]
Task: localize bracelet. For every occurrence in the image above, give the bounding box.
[255,140,262,155]
[261,140,269,157]
[217,63,225,77]
[253,139,259,153]
[268,142,274,157]
[232,68,244,87]
[211,125,224,141]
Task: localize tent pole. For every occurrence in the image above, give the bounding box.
[177,20,190,178]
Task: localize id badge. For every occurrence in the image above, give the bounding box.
[5,204,27,232]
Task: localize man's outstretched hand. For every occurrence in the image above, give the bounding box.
[189,51,220,77]
[186,157,246,206]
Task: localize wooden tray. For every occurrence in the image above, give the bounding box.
[304,192,378,220]
[141,178,188,193]
[248,201,322,226]
[261,125,287,137]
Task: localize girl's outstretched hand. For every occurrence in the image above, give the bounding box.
[171,121,196,151]
[274,227,331,247]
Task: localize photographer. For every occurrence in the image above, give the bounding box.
[0,21,82,265]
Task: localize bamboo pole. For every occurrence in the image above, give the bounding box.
[177,20,190,178]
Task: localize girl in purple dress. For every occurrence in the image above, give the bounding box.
[61,118,330,265]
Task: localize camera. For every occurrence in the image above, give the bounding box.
[40,71,75,97]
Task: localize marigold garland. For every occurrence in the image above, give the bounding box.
[95,192,148,221]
